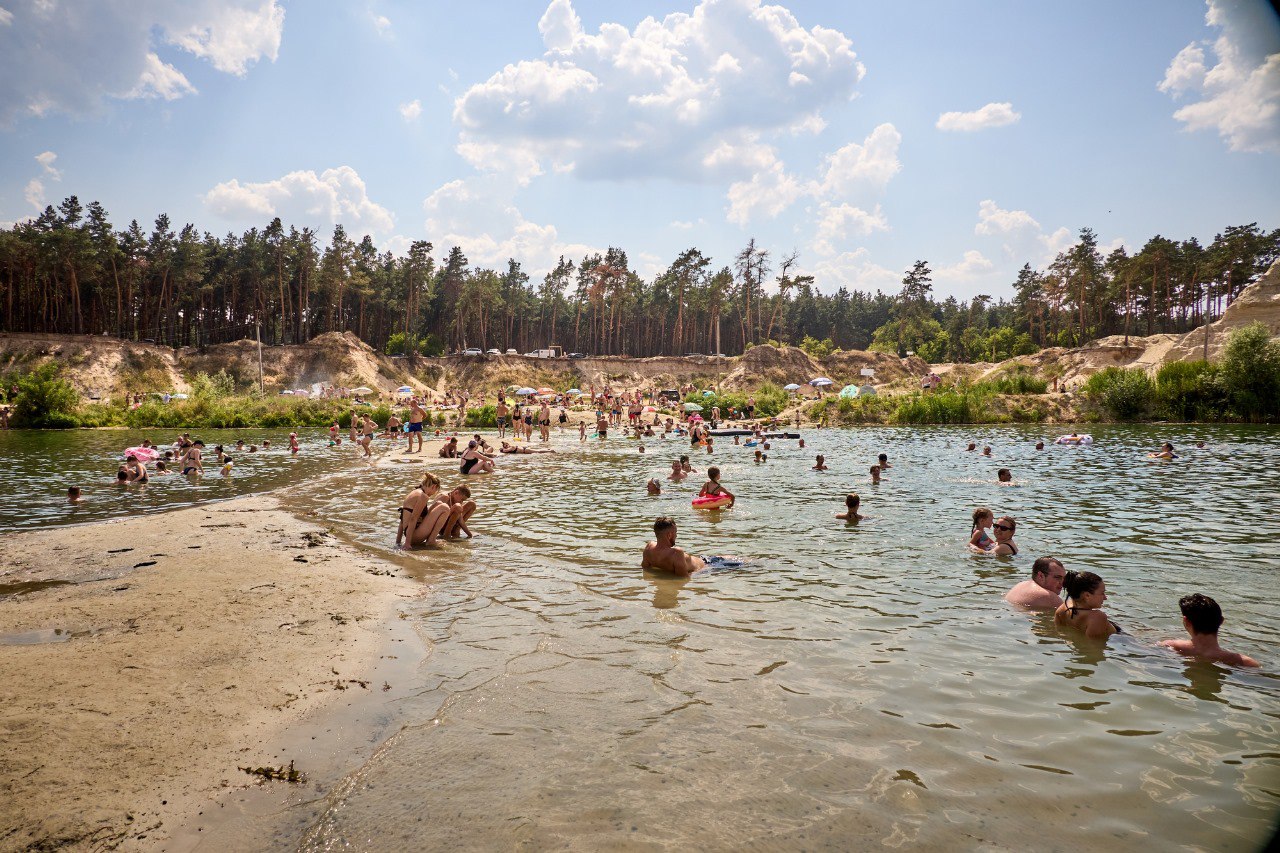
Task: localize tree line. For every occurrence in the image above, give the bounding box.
[1,197,1275,362]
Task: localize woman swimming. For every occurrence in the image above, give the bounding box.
[990,516,1018,556]
[1055,570,1121,639]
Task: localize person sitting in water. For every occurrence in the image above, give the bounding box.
[965,442,977,452]
[753,449,764,463]
[668,460,687,481]
[646,478,662,495]
[639,443,646,454]
[870,464,881,485]
[67,486,83,504]
[997,468,1013,484]
[1150,441,1178,460]
[697,466,735,506]
[1035,440,1045,450]
[836,493,864,522]
[439,485,477,538]
[878,453,892,469]
[991,516,1018,556]
[472,433,493,453]
[1006,557,1067,610]
[397,472,451,547]
[1055,570,1120,640]
[642,516,707,577]
[439,437,459,458]
[679,455,696,474]
[116,468,129,484]
[459,440,494,475]
[812,454,828,471]
[982,446,992,457]
[969,508,995,551]
[1159,593,1259,667]
[220,455,233,476]
[124,454,149,484]
[154,460,169,474]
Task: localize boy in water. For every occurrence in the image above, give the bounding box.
[878,453,892,469]
[870,464,881,485]
[1160,593,1259,667]
[997,468,1013,484]
[697,466,735,506]
[67,486,83,504]
[813,454,828,471]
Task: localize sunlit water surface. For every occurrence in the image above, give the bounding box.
[3,424,1279,849]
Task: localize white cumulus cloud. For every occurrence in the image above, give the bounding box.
[936,102,1021,132]
[1159,0,1280,153]
[805,248,898,292]
[203,166,395,237]
[0,0,284,124]
[0,6,13,26]
[399,99,422,121]
[726,161,804,226]
[814,123,902,197]
[23,177,43,209]
[35,150,59,179]
[935,249,994,282]
[371,13,391,37]
[811,203,888,255]
[974,199,1039,236]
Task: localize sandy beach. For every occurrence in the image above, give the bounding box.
[0,495,418,851]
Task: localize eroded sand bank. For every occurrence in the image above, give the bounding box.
[0,495,418,851]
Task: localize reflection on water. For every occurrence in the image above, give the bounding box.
[7,424,1280,849]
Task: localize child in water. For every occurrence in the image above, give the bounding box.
[221,455,234,476]
[289,433,300,455]
[67,486,82,504]
[812,454,828,471]
[969,507,995,551]
[836,493,863,521]
[870,464,881,485]
[698,466,735,506]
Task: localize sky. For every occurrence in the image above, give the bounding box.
[1,0,1279,302]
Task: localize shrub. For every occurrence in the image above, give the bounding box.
[799,335,837,358]
[188,369,236,400]
[1219,322,1280,421]
[12,363,81,428]
[1082,367,1154,421]
[464,405,497,427]
[1154,360,1225,421]
[893,391,988,424]
[973,370,1048,395]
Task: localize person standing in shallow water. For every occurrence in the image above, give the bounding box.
[1006,557,1066,609]
[1160,593,1259,667]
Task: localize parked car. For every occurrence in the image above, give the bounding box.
[485,348,501,355]
[505,348,518,355]
[684,352,704,357]
[462,348,483,356]
[568,352,587,359]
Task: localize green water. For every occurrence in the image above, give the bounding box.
[4,424,1279,849]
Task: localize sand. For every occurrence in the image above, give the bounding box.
[0,495,418,851]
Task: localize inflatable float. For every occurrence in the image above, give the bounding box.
[763,432,801,439]
[708,429,753,437]
[1054,434,1093,446]
[123,446,161,460]
[692,494,733,510]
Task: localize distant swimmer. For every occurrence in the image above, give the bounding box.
[1055,570,1120,640]
[870,464,881,485]
[67,486,82,504]
[997,468,1013,484]
[1005,557,1066,609]
[991,516,1018,556]
[668,460,687,481]
[878,453,892,469]
[982,446,992,457]
[1160,593,1259,667]
[965,442,977,452]
[1149,442,1178,460]
[397,472,450,547]
[1035,440,1045,450]
[680,455,696,474]
[646,478,662,495]
[697,466,735,506]
[641,516,707,577]
[812,454,828,471]
[969,507,995,551]
[836,493,864,522]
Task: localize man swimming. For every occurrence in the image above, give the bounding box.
[642,516,706,577]
[1005,557,1067,610]
[1160,593,1259,667]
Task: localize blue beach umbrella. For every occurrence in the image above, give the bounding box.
[839,384,859,398]
[516,386,537,396]
[809,377,833,387]
[784,383,801,391]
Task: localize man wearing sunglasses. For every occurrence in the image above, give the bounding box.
[1006,557,1066,610]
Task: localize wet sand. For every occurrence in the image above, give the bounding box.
[0,495,418,851]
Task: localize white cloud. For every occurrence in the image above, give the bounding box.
[814,123,901,197]
[0,7,13,26]
[454,0,865,182]
[1159,0,1280,153]
[935,249,994,281]
[23,178,44,209]
[399,99,422,121]
[805,248,898,292]
[936,102,1021,132]
[974,199,1039,236]
[422,176,596,276]
[0,1,284,123]
[35,150,60,179]
[811,203,887,255]
[726,162,804,226]
[670,218,704,230]
[203,166,395,236]
[371,13,391,37]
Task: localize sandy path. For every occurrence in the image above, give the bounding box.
[0,496,418,851]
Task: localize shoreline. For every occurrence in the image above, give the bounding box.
[0,493,421,851]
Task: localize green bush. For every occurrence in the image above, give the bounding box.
[799,336,837,358]
[1220,322,1280,421]
[1082,367,1154,421]
[892,391,988,424]
[188,369,236,400]
[1154,360,1225,421]
[464,405,497,427]
[12,363,81,428]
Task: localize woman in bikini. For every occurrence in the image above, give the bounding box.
[459,440,494,474]
[1054,570,1121,639]
[990,516,1018,556]
[397,472,450,547]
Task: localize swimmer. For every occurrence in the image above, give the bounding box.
[697,466,735,507]
[154,461,169,474]
[982,446,992,457]
[1195,441,1207,449]
[646,478,662,495]
[965,442,977,452]
[991,516,1018,556]
[578,421,587,441]
[997,468,1013,484]
[680,455,696,474]
[220,455,234,476]
[877,453,891,469]
[181,440,203,475]
[67,486,82,504]
[705,438,714,455]
[798,438,806,449]
[248,445,258,453]
[1005,557,1066,609]
[329,422,339,444]
[262,439,271,449]
[397,472,450,547]
[753,449,764,463]
[641,516,706,577]
[812,454,828,471]
[836,493,864,522]
[870,464,880,485]
[668,460,687,481]
[969,508,995,551]
[761,441,770,451]
[1150,441,1177,460]
[1035,441,1045,450]
[1055,570,1120,639]
[639,443,646,454]
[289,432,300,455]
[1159,593,1259,667]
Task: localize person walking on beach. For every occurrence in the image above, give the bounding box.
[1006,557,1066,609]
[407,398,427,453]
[495,399,509,439]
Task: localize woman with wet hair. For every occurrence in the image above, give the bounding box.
[1055,570,1121,639]
[991,516,1018,556]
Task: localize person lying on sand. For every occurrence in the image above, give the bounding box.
[500,440,555,454]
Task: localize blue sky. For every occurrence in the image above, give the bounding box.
[1,0,1278,301]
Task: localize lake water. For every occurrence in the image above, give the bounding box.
[3,424,1279,849]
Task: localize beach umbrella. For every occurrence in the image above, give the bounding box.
[702,390,715,396]
[567,388,582,395]
[642,405,657,413]
[683,402,704,412]
[537,386,555,395]
[516,386,537,396]
[784,383,801,391]
[809,377,833,387]
[396,385,413,394]
[351,386,375,394]
[839,384,859,399]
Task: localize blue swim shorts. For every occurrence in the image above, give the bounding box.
[407,422,424,432]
